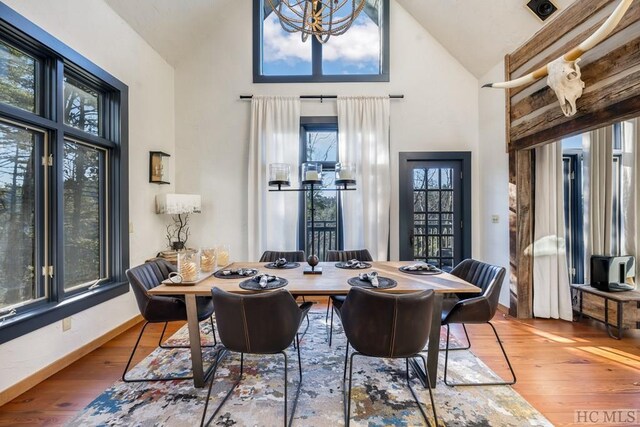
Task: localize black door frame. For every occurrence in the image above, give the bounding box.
[398,152,472,262]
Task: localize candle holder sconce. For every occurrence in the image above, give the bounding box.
[268,162,356,275]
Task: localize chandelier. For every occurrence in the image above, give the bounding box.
[266,0,366,43]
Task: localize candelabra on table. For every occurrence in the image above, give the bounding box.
[269,162,356,274]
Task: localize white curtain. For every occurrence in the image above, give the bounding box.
[621,119,640,286]
[247,96,300,260]
[337,96,391,260]
[583,126,614,283]
[532,142,573,321]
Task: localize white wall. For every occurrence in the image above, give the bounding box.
[478,61,511,306]
[175,0,481,262]
[0,0,175,393]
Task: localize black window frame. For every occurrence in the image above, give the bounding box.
[253,0,390,83]
[298,116,344,259]
[0,2,129,344]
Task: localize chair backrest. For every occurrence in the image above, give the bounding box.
[126,262,164,316]
[326,249,373,262]
[450,259,506,317]
[259,250,306,263]
[212,288,303,353]
[150,258,176,279]
[340,287,435,358]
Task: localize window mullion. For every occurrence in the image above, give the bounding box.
[311,37,322,78]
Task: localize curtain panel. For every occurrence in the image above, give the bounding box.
[247,96,300,260]
[582,126,614,283]
[621,119,640,286]
[532,142,573,321]
[337,96,391,261]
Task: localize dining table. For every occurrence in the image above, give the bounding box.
[147,261,481,388]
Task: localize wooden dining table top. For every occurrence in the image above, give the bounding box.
[148,261,481,296]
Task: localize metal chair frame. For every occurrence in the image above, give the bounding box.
[343,344,438,427]
[122,317,217,383]
[200,334,303,427]
[442,322,516,386]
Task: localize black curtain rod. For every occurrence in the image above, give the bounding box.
[239,94,404,100]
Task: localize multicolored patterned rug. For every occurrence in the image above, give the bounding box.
[67,310,551,426]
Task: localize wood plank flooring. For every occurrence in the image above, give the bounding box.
[0,303,638,426]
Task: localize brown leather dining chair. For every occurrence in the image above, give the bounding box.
[122,261,216,382]
[201,288,312,427]
[442,259,516,386]
[326,249,373,346]
[259,250,306,262]
[340,287,438,426]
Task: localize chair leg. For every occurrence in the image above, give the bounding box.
[343,352,359,427]
[407,355,439,426]
[329,304,334,347]
[439,324,470,351]
[281,349,303,427]
[443,322,516,387]
[158,319,218,349]
[325,297,331,322]
[123,321,199,382]
[200,349,240,427]
[343,342,350,381]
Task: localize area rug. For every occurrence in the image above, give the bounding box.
[67,310,551,426]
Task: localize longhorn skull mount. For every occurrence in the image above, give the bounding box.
[483,0,634,118]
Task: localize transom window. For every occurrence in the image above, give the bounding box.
[0,3,128,343]
[254,0,390,83]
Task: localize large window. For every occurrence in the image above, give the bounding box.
[254,0,390,83]
[0,4,128,343]
[562,125,624,284]
[299,117,342,260]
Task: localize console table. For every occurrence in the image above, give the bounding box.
[571,284,640,339]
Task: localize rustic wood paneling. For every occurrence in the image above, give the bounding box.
[515,150,534,319]
[505,0,640,150]
[510,0,640,97]
[509,0,612,71]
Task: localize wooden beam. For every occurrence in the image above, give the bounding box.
[516,150,534,319]
[509,0,613,72]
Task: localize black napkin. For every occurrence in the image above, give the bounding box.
[253,274,276,288]
[274,258,288,267]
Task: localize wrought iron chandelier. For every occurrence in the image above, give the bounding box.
[266,0,366,43]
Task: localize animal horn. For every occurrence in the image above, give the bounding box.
[483,0,634,89]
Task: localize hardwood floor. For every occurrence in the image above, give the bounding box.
[0,304,638,426]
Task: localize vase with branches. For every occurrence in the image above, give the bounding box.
[165,213,191,250]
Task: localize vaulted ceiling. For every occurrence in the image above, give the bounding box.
[104,0,578,77]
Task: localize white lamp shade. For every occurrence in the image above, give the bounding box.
[156,193,202,215]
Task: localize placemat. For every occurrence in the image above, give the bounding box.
[335,261,372,269]
[347,276,397,289]
[264,262,300,269]
[214,268,258,279]
[398,265,443,276]
[239,277,288,291]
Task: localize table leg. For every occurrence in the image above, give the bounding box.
[409,293,443,389]
[185,294,205,387]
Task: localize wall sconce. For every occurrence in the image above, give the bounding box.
[149,151,170,184]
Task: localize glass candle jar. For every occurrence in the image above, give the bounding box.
[302,162,322,183]
[178,249,200,282]
[335,162,356,184]
[269,163,291,186]
[216,244,230,267]
[200,247,216,273]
